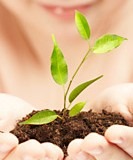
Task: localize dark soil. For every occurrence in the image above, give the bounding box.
[11,109,131,157]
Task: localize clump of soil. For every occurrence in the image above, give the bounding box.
[11,109,131,157]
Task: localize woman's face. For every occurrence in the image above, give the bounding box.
[0,0,122,38]
[0,0,100,19]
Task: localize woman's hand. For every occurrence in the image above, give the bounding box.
[90,83,133,123]
[91,83,133,157]
[4,141,64,160]
[0,93,34,159]
[0,93,35,132]
[66,83,133,160]
[66,133,133,160]
[0,93,64,160]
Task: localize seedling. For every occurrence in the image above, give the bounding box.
[20,10,127,125]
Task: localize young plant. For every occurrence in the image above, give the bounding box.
[20,10,127,125]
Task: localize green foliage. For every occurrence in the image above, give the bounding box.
[20,110,58,125]
[75,10,91,40]
[69,102,86,117]
[21,11,127,125]
[51,35,68,85]
[69,75,103,103]
[92,34,127,54]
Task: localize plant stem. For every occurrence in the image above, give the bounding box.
[63,85,66,110]
[64,47,92,109]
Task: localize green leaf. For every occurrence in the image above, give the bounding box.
[92,34,127,54]
[20,110,58,125]
[75,10,91,40]
[51,35,68,85]
[69,75,103,103]
[69,102,86,117]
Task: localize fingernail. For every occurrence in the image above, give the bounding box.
[110,137,123,144]
[88,147,103,155]
[23,156,35,160]
[44,158,52,160]
[0,144,12,153]
[74,151,89,160]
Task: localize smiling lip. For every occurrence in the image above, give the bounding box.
[38,3,91,20]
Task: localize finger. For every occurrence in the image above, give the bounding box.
[90,83,133,115]
[65,156,72,160]
[81,133,132,160]
[0,132,18,159]
[67,139,83,156]
[114,104,133,124]
[5,139,45,160]
[0,93,35,132]
[105,125,133,157]
[67,139,95,160]
[41,142,64,160]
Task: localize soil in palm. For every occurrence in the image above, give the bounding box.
[11,109,131,157]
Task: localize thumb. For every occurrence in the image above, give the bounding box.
[115,104,133,125]
[0,93,35,131]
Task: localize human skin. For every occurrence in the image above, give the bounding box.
[0,94,64,160]
[0,0,133,159]
[67,83,133,160]
[0,0,133,108]
[1,85,133,160]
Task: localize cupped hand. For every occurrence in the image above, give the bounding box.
[66,133,133,160]
[0,93,35,132]
[4,140,63,160]
[90,83,133,123]
[91,83,133,157]
[0,93,64,160]
[66,83,133,160]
